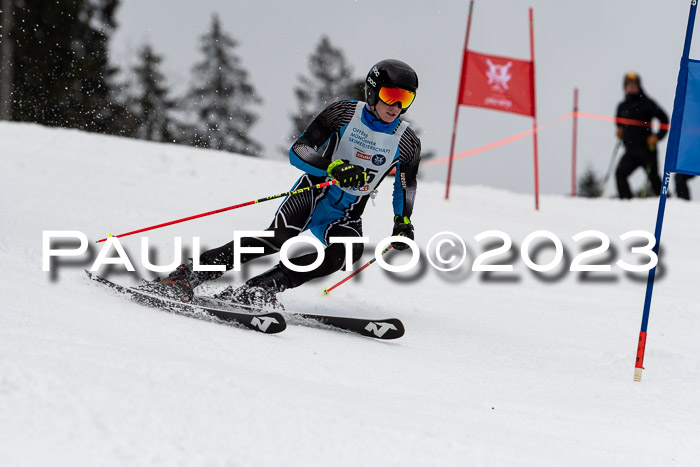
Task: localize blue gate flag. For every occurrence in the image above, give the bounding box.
[675,59,700,175]
[635,0,696,383]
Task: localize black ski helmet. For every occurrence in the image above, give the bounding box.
[365,59,419,114]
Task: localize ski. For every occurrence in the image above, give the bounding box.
[292,313,405,340]
[196,294,404,340]
[193,295,264,313]
[85,271,286,334]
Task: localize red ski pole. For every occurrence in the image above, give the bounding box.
[96,180,338,243]
[322,244,393,295]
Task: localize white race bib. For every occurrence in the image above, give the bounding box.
[333,101,408,196]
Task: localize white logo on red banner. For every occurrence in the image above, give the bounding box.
[486,59,512,93]
[459,50,535,117]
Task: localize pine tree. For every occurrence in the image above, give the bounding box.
[0,0,14,120]
[185,14,262,156]
[290,36,356,142]
[129,44,174,142]
[105,75,139,138]
[578,167,602,198]
[7,0,122,133]
[68,0,121,133]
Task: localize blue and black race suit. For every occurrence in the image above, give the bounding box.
[199,99,422,287]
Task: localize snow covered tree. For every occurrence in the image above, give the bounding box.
[129,44,174,142]
[70,0,122,133]
[0,0,14,120]
[578,167,602,198]
[184,14,262,156]
[6,0,123,133]
[289,36,357,142]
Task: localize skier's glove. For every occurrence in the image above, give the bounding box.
[391,215,414,251]
[327,159,366,188]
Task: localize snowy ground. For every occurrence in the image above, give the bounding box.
[1,122,699,466]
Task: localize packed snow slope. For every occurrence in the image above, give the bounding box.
[1,122,700,467]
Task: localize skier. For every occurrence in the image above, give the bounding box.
[614,72,669,199]
[155,59,422,307]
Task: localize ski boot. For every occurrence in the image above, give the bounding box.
[216,264,291,311]
[145,262,205,302]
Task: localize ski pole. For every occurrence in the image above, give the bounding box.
[322,244,394,295]
[640,166,653,199]
[96,180,339,243]
[600,140,622,197]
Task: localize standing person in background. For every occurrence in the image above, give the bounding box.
[615,72,669,199]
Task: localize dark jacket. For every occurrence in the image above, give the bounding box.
[616,90,669,152]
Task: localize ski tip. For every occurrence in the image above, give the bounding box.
[368,318,405,340]
[269,313,287,334]
[297,314,405,340]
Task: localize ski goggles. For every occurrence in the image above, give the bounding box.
[377,86,416,109]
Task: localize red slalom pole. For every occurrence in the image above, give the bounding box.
[445,0,474,201]
[571,87,579,197]
[529,7,540,211]
[96,180,339,243]
[322,245,393,295]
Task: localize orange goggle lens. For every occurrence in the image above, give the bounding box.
[377,87,415,109]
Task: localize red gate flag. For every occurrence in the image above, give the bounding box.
[445,2,539,210]
[459,50,535,117]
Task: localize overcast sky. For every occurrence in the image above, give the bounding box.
[110,0,700,197]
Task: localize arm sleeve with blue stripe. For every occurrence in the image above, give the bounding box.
[392,128,421,219]
[289,100,356,177]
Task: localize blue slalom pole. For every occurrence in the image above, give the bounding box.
[635,0,697,382]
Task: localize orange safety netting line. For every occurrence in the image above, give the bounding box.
[575,111,670,130]
[423,111,668,168]
[422,112,574,167]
